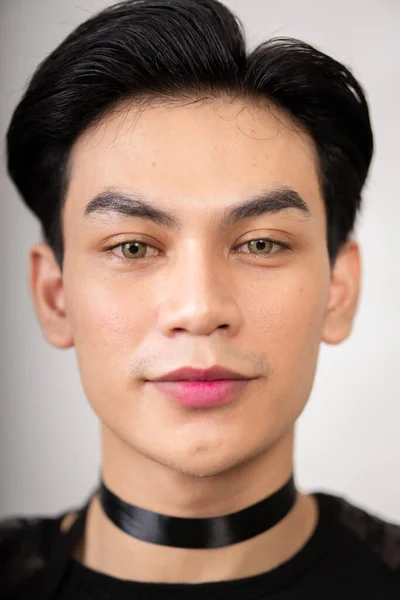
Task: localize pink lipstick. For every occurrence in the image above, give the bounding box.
[151,379,251,408]
[148,365,255,408]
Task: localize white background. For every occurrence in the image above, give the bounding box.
[0,0,399,521]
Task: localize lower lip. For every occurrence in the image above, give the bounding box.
[150,379,252,408]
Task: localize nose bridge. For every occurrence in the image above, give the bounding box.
[157,239,241,336]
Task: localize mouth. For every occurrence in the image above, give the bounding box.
[148,378,255,408]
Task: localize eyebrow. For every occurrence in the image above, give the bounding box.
[83,186,312,231]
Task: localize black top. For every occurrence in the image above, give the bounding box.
[1,489,400,599]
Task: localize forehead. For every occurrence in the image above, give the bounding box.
[65,97,323,223]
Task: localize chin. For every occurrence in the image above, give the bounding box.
[150,445,252,479]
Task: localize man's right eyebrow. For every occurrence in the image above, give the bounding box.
[83,187,312,231]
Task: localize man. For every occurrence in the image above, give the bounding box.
[1,0,399,598]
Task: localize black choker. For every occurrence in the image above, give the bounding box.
[99,474,297,549]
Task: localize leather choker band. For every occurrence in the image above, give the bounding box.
[99,474,297,549]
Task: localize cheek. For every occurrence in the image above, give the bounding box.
[67,276,150,340]
[64,275,156,392]
[230,273,328,446]
[249,270,326,336]
[63,274,158,418]
[246,270,328,393]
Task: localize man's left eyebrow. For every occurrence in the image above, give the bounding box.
[83,186,312,230]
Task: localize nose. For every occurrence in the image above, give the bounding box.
[156,247,243,338]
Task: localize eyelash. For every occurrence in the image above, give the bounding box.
[105,238,292,261]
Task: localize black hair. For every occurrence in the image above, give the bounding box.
[6,0,373,270]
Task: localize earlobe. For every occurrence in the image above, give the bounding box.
[321,240,361,345]
[29,243,74,349]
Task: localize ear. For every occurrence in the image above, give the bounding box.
[29,243,74,349]
[322,240,361,345]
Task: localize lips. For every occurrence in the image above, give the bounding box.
[151,379,251,408]
[151,365,249,382]
[148,365,255,408]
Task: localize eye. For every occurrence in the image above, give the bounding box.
[106,237,290,262]
[235,238,289,257]
[108,241,160,260]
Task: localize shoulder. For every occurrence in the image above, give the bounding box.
[317,491,400,573]
[0,509,74,592]
[337,495,400,572]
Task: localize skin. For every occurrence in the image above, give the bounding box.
[29,96,360,583]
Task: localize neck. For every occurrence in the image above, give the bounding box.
[71,426,319,584]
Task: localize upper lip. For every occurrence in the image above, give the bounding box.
[151,366,252,382]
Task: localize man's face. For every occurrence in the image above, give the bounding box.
[54,97,341,477]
